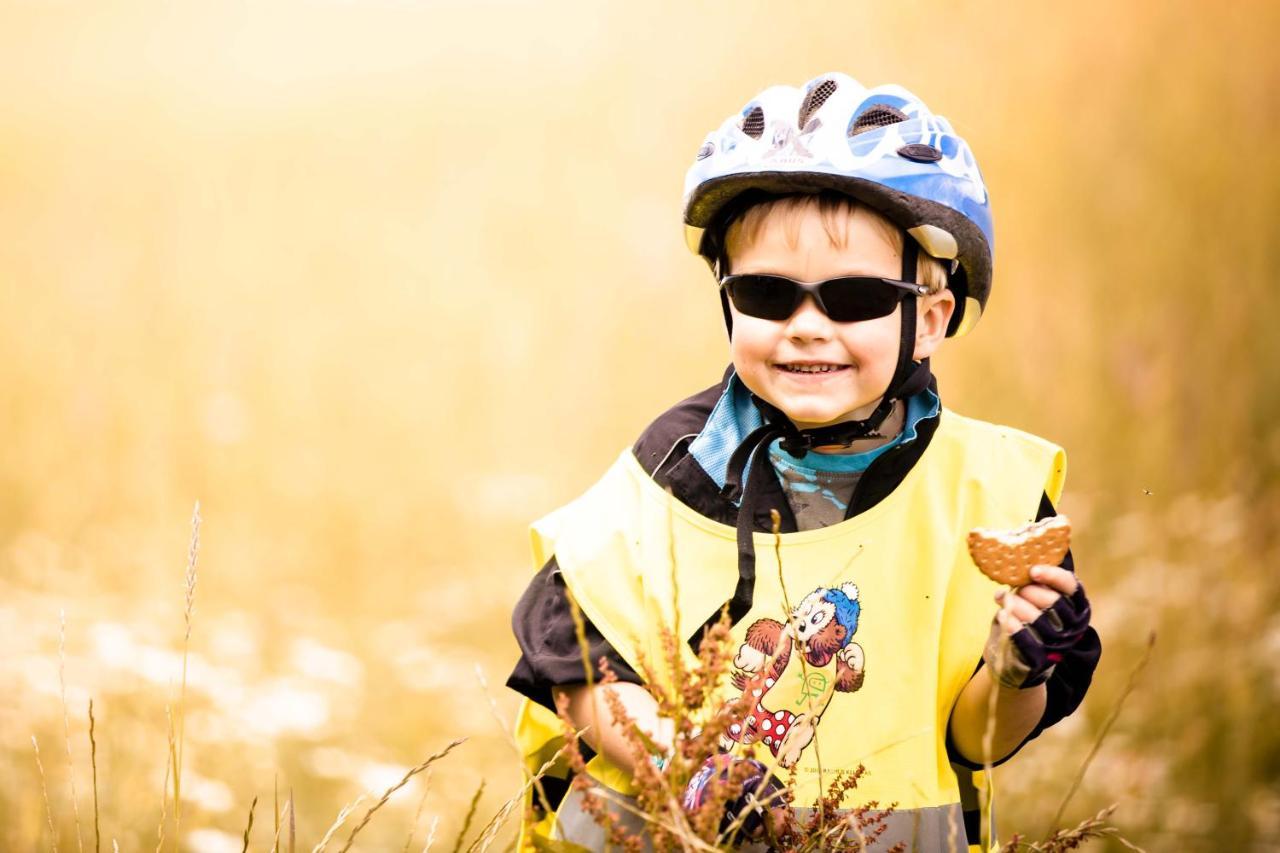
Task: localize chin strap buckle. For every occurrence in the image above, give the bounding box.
[777,433,813,458]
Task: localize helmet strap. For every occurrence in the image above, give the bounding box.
[759,232,923,456]
[696,234,926,646]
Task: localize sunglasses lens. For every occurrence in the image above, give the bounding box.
[725,276,799,321]
[818,279,904,322]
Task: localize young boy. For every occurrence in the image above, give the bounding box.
[507,73,1099,851]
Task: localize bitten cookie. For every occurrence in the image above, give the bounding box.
[967,515,1072,587]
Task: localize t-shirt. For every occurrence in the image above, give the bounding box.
[767,387,940,529]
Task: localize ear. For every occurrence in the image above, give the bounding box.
[913,290,956,360]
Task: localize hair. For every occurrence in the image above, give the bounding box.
[721,191,950,294]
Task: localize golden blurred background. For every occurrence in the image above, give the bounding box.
[2,0,1278,849]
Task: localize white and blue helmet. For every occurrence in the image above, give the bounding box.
[684,73,994,336]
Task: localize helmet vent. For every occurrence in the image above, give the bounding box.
[797,79,837,129]
[741,106,765,139]
[848,104,909,136]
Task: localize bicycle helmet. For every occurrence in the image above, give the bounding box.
[683,72,993,337]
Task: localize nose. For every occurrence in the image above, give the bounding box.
[784,294,832,342]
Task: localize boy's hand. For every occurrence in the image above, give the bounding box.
[983,565,1091,689]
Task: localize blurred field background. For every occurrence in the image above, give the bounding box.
[2,0,1278,849]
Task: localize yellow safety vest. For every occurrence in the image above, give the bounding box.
[515,409,1066,851]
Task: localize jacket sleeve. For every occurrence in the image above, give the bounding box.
[946,492,1102,770]
[506,556,644,713]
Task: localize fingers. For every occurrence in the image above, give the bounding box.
[1013,582,1061,611]
[995,606,1023,638]
[993,569,1082,638]
[994,588,1044,625]
[1028,564,1079,596]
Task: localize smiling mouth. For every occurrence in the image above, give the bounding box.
[775,363,851,374]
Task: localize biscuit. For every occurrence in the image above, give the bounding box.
[967,515,1072,587]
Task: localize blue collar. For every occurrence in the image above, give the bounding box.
[688,371,941,494]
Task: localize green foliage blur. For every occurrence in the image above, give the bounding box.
[1,0,1277,849]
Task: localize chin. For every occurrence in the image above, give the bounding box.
[778,404,851,429]
[775,394,882,430]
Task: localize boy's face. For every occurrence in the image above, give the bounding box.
[726,204,951,430]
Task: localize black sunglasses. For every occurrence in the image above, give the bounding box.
[719,273,929,323]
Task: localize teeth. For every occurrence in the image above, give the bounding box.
[782,364,844,373]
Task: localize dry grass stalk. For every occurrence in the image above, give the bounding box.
[89,699,101,853]
[468,745,571,853]
[541,598,897,852]
[310,795,366,853]
[1049,631,1157,831]
[1001,804,1146,852]
[156,702,174,853]
[664,485,685,702]
[403,772,432,852]
[173,501,201,847]
[338,737,466,853]
[59,609,86,853]
[561,584,606,786]
[449,780,486,853]
[33,734,61,852]
[474,664,555,817]
[274,773,280,853]
[769,508,827,835]
[241,795,259,853]
[979,595,1015,846]
[550,682,691,852]
[271,794,295,853]
[423,816,440,853]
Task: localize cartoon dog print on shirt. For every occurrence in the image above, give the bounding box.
[722,583,865,768]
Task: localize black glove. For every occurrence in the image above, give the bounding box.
[984,581,1091,689]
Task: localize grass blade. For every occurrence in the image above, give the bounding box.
[241,795,259,853]
[311,795,366,853]
[33,735,61,852]
[449,781,485,853]
[59,610,85,853]
[89,700,101,853]
[339,738,466,853]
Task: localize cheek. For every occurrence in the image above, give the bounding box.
[729,318,778,367]
[835,315,901,360]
